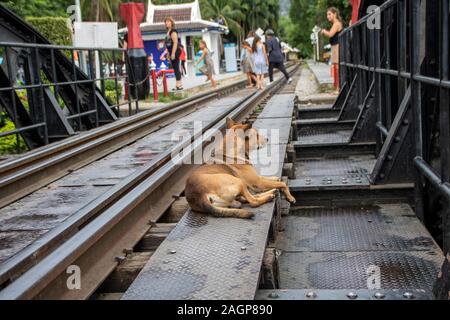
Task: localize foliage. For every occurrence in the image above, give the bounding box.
[1,0,70,17]
[289,0,352,57]
[2,0,356,59]
[104,79,123,104]
[157,92,186,103]
[104,79,122,92]
[26,17,72,46]
[0,118,27,155]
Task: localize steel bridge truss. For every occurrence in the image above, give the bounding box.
[324,0,450,265]
[0,5,144,149]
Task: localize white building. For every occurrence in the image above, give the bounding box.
[133,0,228,75]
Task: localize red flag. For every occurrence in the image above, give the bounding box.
[120,3,145,49]
[349,0,361,25]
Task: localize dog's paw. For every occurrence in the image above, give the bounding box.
[287,196,296,204]
[240,211,255,219]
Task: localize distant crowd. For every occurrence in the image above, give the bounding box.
[160,16,293,92]
[241,29,292,90]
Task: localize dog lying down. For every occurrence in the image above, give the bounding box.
[185,118,296,219]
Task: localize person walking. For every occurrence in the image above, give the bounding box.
[164,17,183,91]
[320,7,344,92]
[241,40,256,88]
[266,29,292,84]
[252,35,269,90]
[180,44,187,77]
[195,40,217,89]
[244,31,257,86]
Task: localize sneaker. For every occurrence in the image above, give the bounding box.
[288,78,293,84]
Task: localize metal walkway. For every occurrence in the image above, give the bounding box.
[122,85,298,300]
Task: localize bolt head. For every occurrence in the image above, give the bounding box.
[306,291,317,299]
[374,292,385,299]
[347,291,358,299]
[169,249,177,254]
[403,292,415,299]
[115,256,126,263]
[268,292,279,299]
[241,246,247,251]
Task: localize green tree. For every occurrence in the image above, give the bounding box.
[289,0,352,57]
[201,0,246,38]
[80,0,123,22]
[1,0,71,17]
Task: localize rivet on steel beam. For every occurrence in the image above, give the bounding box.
[374,292,385,299]
[115,256,126,263]
[169,249,177,254]
[395,136,401,142]
[403,119,409,125]
[268,292,279,299]
[241,246,247,251]
[347,291,358,299]
[387,155,393,161]
[306,291,317,299]
[403,292,415,299]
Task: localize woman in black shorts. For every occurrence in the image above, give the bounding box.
[164,17,183,90]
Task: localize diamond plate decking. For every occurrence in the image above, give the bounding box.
[122,93,295,300]
[276,204,443,291]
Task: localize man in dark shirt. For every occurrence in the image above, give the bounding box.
[265,29,292,84]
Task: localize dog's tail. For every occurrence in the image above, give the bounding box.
[200,195,254,219]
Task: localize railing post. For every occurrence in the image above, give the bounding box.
[410,0,424,223]
[440,0,450,252]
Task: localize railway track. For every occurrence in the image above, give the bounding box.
[0,80,246,208]
[0,64,300,299]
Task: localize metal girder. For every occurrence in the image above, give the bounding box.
[370,88,414,184]
[256,289,434,300]
[350,81,377,143]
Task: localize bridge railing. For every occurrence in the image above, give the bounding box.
[0,41,144,152]
[339,0,450,251]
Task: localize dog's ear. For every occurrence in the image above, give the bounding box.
[226,117,235,129]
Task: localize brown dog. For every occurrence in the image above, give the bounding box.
[185,118,296,219]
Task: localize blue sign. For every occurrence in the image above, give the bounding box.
[195,50,205,76]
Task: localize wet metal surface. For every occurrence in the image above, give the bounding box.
[122,93,296,300]
[279,250,442,290]
[277,204,443,291]
[297,104,334,111]
[278,204,440,252]
[258,94,295,119]
[295,156,376,178]
[122,205,275,300]
[296,126,352,145]
[0,92,250,264]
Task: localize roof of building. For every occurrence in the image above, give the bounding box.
[142,0,227,35]
[119,0,228,36]
[140,21,226,34]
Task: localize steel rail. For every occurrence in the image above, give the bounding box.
[0,65,299,299]
[0,80,246,208]
[0,87,254,286]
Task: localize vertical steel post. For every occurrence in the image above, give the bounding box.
[440,0,450,252]
[410,0,425,222]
